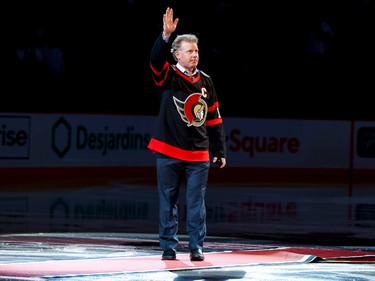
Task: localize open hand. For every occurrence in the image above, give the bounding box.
[163,7,179,37]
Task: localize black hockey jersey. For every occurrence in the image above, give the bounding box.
[147,33,226,162]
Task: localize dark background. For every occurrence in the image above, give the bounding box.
[1,0,373,120]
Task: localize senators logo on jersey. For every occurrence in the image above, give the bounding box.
[173,92,208,127]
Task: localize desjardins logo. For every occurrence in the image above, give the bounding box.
[51,117,151,158]
[51,117,71,158]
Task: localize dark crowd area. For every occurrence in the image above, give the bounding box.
[1,0,374,120]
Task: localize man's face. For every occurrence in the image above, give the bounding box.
[175,41,199,71]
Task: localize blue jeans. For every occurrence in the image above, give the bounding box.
[156,153,210,251]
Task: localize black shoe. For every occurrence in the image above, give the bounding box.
[190,248,204,261]
[162,248,176,260]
